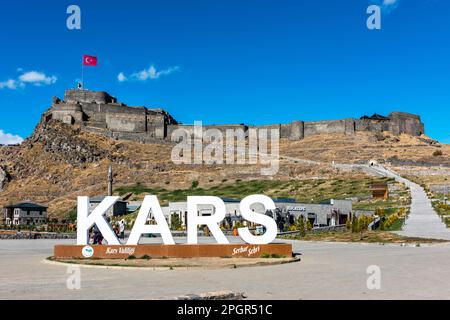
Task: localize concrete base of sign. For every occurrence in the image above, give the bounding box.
[46,255,300,270]
[54,243,293,259]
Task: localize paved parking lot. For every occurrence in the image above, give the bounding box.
[1,238,450,299]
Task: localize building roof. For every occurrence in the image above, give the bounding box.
[272,198,297,203]
[90,196,127,203]
[4,202,47,210]
[360,113,390,121]
[220,197,240,203]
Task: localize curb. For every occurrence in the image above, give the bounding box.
[42,256,301,271]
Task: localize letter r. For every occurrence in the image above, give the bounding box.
[187,196,229,244]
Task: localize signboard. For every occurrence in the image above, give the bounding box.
[77,194,278,245]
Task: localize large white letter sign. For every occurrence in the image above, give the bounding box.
[238,195,277,244]
[127,195,175,245]
[76,196,120,245]
[187,196,229,244]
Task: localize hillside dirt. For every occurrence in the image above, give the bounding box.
[0,118,448,219]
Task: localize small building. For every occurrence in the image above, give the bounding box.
[90,196,128,217]
[2,202,48,226]
[372,182,389,200]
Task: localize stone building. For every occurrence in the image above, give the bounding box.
[156,197,354,229]
[2,202,48,226]
[47,88,425,143]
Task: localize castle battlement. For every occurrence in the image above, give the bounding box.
[48,89,425,143]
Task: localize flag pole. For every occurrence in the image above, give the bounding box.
[81,56,84,90]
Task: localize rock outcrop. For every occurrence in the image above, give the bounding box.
[0,166,9,191]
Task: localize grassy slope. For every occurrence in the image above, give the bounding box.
[115,177,395,205]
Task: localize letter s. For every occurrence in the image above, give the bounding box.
[238,195,277,244]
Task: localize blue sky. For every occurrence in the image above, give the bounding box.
[0,0,449,143]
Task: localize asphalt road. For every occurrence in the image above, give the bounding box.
[1,238,450,299]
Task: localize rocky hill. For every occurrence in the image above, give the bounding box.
[0,115,448,219]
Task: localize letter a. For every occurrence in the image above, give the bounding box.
[127,195,175,245]
[66,5,81,30]
[366,5,381,30]
[367,5,381,30]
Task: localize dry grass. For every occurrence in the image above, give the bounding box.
[1,121,447,219]
[282,230,448,243]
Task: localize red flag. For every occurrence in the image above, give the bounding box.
[83,55,97,66]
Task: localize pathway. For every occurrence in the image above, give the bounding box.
[368,165,450,240]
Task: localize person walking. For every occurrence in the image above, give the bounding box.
[119,219,125,239]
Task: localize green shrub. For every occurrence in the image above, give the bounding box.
[351,215,359,233]
[170,213,182,230]
[296,216,306,237]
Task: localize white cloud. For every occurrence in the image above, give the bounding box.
[117,72,127,82]
[118,65,179,82]
[0,70,57,90]
[19,71,57,86]
[383,0,398,5]
[0,79,20,90]
[0,130,23,145]
[370,0,400,13]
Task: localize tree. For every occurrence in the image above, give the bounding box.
[296,216,306,237]
[351,215,359,233]
[375,208,385,217]
[170,213,182,230]
[306,219,312,231]
[358,215,370,231]
[346,216,352,230]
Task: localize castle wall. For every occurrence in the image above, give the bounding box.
[355,119,390,132]
[65,90,116,104]
[106,113,147,132]
[280,121,304,140]
[147,113,166,139]
[388,112,424,136]
[167,124,248,140]
[50,90,426,144]
[344,118,356,135]
[304,119,348,137]
[51,104,83,124]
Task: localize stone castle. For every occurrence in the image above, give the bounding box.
[47,89,425,142]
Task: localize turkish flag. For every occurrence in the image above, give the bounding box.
[83,55,97,66]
